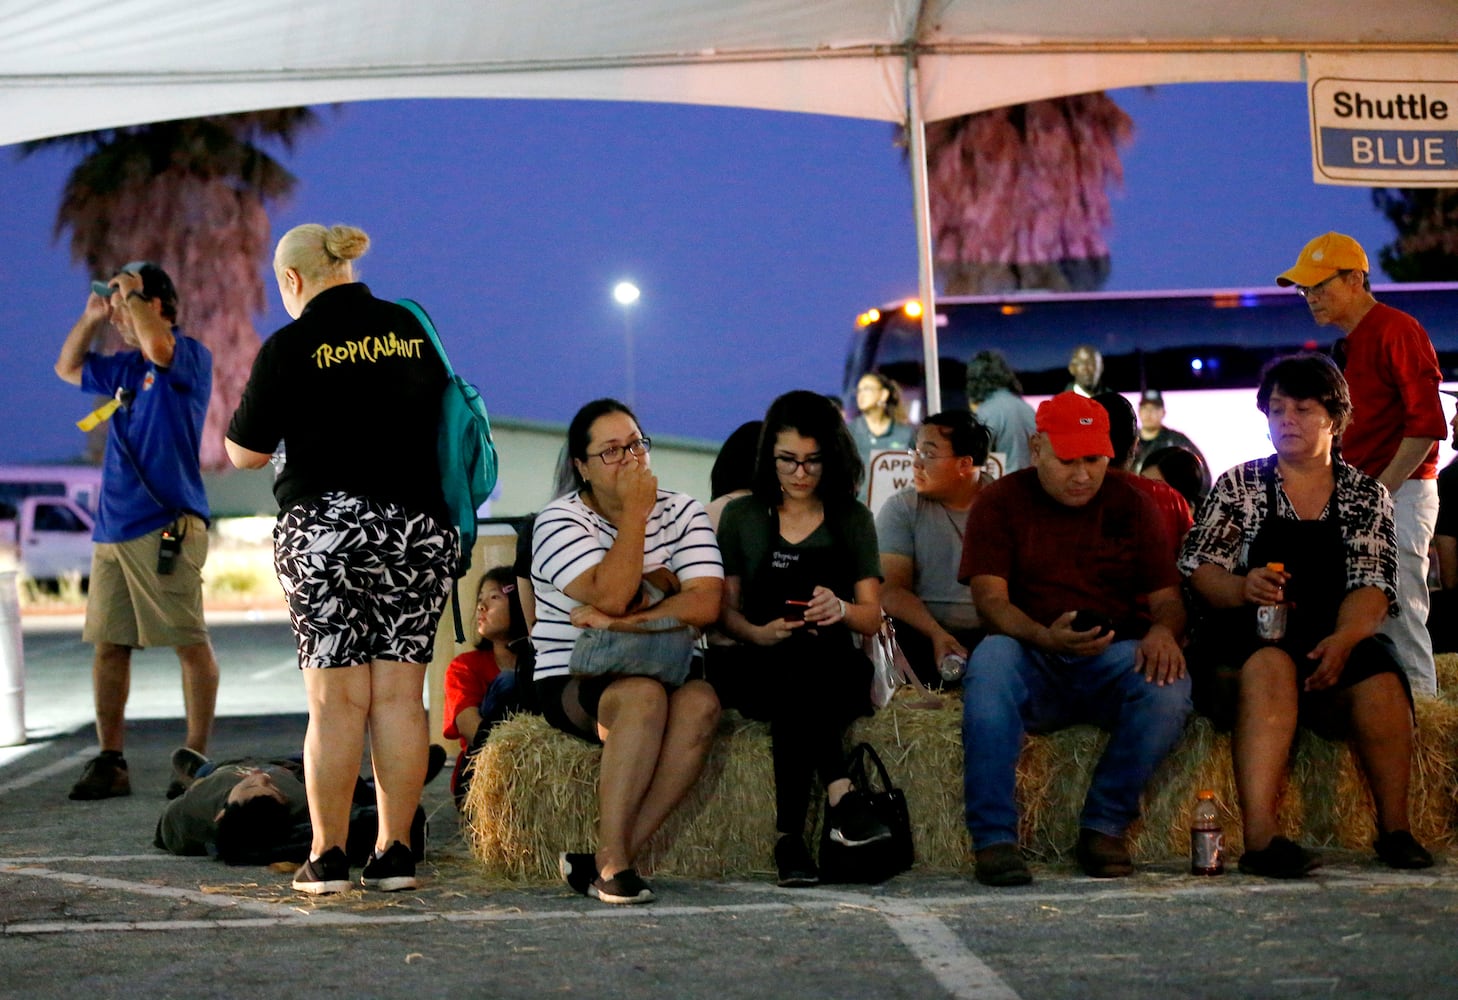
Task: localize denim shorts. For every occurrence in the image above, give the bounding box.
[274,492,454,669]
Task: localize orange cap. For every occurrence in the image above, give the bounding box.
[1275,232,1369,287]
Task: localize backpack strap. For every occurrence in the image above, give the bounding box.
[397,296,468,642]
[398,298,454,379]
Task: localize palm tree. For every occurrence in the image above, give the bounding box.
[919,93,1133,295]
[1371,188,1458,281]
[23,110,319,469]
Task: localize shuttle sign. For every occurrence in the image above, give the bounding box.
[1309,55,1458,187]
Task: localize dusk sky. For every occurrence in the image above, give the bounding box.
[0,81,1403,466]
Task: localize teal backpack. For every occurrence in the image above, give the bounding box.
[398,299,500,641]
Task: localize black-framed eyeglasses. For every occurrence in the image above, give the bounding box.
[1294,271,1348,299]
[774,454,823,475]
[588,436,652,465]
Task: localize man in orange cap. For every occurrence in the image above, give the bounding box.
[1277,232,1446,696]
[957,392,1191,886]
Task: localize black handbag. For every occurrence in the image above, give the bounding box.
[818,742,914,884]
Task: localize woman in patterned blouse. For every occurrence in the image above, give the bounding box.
[1178,353,1432,878]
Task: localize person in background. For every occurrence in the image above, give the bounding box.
[55,259,219,803]
[1133,389,1212,498]
[959,392,1190,887]
[444,566,532,808]
[1095,392,1193,550]
[1277,232,1447,696]
[1428,395,1458,655]
[1065,345,1108,397]
[876,410,989,686]
[716,390,889,888]
[1140,446,1208,512]
[849,373,915,493]
[226,223,453,896]
[705,420,763,531]
[1179,353,1431,876]
[964,350,1037,474]
[531,399,724,906]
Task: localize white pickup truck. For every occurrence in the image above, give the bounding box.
[0,495,96,582]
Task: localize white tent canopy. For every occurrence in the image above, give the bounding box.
[5,1,1456,146]
[4,1,1455,410]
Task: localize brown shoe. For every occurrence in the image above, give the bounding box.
[69,754,131,800]
[1075,828,1133,878]
[974,842,1032,887]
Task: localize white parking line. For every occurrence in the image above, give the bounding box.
[879,898,1022,1000]
[0,864,290,916]
[0,748,92,796]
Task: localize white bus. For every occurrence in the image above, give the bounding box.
[844,283,1458,479]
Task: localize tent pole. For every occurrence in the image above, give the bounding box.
[905,60,942,417]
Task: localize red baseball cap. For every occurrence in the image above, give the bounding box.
[1036,392,1114,460]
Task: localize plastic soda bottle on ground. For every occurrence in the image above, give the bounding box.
[1255,562,1288,642]
[1190,789,1224,876]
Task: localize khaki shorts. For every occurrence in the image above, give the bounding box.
[83,514,209,649]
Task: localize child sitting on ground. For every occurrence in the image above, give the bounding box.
[444,566,534,807]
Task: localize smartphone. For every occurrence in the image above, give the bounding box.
[783,600,811,622]
[1070,610,1113,636]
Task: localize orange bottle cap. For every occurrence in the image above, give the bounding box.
[1266,562,1285,572]
[1197,789,1215,799]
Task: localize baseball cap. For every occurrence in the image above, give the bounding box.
[1140,388,1164,407]
[1275,232,1370,288]
[1036,392,1114,460]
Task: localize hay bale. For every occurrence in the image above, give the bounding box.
[464,685,1458,880]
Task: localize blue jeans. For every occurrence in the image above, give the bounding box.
[961,635,1192,848]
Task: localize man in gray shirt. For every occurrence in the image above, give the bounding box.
[875,410,990,685]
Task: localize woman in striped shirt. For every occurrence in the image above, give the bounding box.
[531,399,724,905]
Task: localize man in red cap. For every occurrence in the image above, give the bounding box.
[956,392,1190,886]
[1277,232,1446,696]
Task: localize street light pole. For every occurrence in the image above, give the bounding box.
[613,280,640,408]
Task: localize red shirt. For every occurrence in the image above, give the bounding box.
[1341,302,1446,481]
[960,468,1180,635]
[1120,471,1192,554]
[443,648,501,745]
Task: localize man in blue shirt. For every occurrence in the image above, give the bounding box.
[55,261,219,802]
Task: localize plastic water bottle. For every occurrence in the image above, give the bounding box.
[1190,789,1224,876]
[939,652,967,683]
[1255,561,1288,643]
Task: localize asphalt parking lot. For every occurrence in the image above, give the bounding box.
[3,620,1457,999]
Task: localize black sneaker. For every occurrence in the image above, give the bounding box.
[828,789,892,848]
[292,847,351,895]
[68,754,131,800]
[1374,830,1434,870]
[774,835,820,888]
[1237,836,1322,879]
[560,851,599,896]
[361,841,418,891]
[167,747,208,800]
[424,743,448,786]
[589,868,655,905]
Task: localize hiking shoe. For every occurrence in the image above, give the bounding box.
[1075,828,1134,879]
[292,847,352,895]
[589,868,655,905]
[167,747,208,800]
[361,841,418,891]
[560,852,599,896]
[827,789,892,848]
[1238,836,1322,879]
[775,835,820,888]
[1374,830,1434,870]
[68,754,131,800]
[974,842,1032,887]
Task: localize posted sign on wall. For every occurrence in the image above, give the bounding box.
[1308,54,1458,187]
